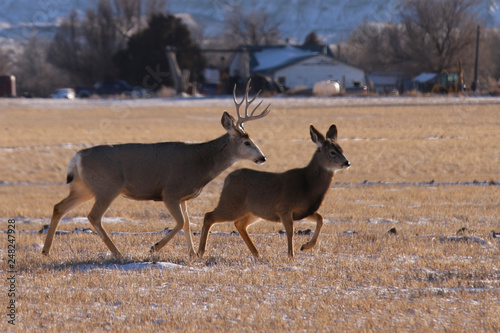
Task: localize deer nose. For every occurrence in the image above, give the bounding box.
[255,157,266,164]
[344,160,351,168]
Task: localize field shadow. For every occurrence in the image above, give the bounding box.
[32,256,201,273]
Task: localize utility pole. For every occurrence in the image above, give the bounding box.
[165,46,184,94]
[472,25,480,92]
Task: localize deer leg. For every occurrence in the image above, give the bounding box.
[197,211,217,258]
[180,201,196,257]
[280,213,295,258]
[42,182,93,256]
[234,215,260,257]
[300,212,323,251]
[87,195,121,257]
[152,198,195,255]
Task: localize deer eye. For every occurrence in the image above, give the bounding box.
[244,141,251,146]
[329,150,336,156]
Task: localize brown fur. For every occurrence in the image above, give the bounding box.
[42,83,270,258]
[198,124,350,258]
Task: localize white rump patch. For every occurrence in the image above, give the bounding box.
[67,152,83,178]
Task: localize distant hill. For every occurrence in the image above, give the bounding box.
[1,0,499,44]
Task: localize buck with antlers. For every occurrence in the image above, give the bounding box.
[198,124,350,258]
[42,80,270,258]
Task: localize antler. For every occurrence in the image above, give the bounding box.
[233,79,271,130]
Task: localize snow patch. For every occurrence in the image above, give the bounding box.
[61,216,131,224]
[369,218,399,224]
[438,236,492,246]
[2,95,500,111]
[0,143,88,152]
[76,261,204,272]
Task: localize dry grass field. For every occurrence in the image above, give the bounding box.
[1,96,499,332]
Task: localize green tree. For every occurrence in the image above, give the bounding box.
[303,31,321,45]
[113,13,206,90]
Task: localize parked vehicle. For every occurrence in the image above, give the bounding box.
[50,88,75,99]
[76,80,152,98]
[249,74,285,94]
[431,60,465,94]
[94,80,133,97]
[75,87,93,98]
[345,85,368,94]
[199,83,219,96]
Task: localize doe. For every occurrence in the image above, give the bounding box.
[198,124,350,258]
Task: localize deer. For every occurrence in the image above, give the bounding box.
[197,123,350,258]
[42,80,270,258]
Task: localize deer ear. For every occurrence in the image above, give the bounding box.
[310,125,325,147]
[326,124,338,141]
[221,111,237,134]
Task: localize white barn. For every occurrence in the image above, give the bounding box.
[229,45,366,91]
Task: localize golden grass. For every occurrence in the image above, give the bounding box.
[0,98,499,332]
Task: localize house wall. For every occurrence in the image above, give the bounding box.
[229,53,241,77]
[272,55,366,90]
[229,52,250,80]
[367,72,410,93]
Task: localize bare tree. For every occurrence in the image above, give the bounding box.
[346,0,481,77]
[344,22,397,72]
[398,0,480,73]
[224,7,281,45]
[0,48,13,74]
[489,29,500,82]
[47,11,85,84]
[476,27,500,90]
[48,0,166,85]
[111,0,167,38]
[81,1,122,81]
[144,0,168,20]
[15,37,71,97]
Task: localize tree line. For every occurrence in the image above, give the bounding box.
[1,0,499,96]
[342,0,500,89]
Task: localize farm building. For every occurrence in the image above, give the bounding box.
[228,45,367,91]
[0,75,16,97]
[367,71,411,94]
[412,72,438,92]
